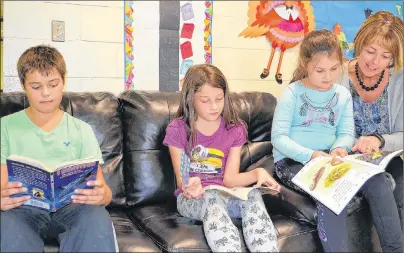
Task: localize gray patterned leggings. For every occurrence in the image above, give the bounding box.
[177,189,279,252]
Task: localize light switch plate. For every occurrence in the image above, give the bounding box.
[52,20,65,42]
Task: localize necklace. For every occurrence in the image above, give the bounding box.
[355,62,384,92]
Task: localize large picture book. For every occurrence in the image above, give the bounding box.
[6,155,99,212]
[291,149,403,215]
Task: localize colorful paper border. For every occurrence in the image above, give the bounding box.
[124,1,134,90]
[204,1,213,64]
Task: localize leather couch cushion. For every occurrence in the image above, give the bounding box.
[0,92,126,208]
[275,215,322,252]
[110,210,162,252]
[127,202,322,252]
[244,152,318,224]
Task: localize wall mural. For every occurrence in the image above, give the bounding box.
[240,1,315,84]
[239,0,403,85]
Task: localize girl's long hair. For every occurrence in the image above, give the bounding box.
[290,29,343,84]
[176,64,247,152]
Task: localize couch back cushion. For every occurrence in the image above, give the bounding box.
[0,92,126,208]
[119,90,277,207]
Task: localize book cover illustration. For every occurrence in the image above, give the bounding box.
[52,162,98,211]
[7,159,53,210]
[180,151,191,185]
[7,156,98,212]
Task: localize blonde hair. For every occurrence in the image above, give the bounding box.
[291,29,343,83]
[176,64,246,151]
[353,11,403,72]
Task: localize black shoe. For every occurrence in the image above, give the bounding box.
[260,68,269,79]
[275,73,283,84]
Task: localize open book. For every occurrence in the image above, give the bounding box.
[6,155,99,212]
[204,185,279,200]
[179,151,279,200]
[292,149,403,215]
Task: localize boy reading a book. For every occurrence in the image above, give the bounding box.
[0,45,117,252]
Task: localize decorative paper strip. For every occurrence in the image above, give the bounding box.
[204,1,213,64]
[124,1,134,90]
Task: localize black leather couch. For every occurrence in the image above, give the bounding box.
[1,90,402,252]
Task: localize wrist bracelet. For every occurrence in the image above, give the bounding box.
[371,133,385,149]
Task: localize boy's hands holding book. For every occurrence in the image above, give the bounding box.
[1,181,31,211]
[182,177,205,199]
[71,180,108,205]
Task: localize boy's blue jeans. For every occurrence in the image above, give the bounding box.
[1,203,117,252]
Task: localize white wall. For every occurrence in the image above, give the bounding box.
[3,1,299,98]
[3,1,124,95]
[129,1,160,91]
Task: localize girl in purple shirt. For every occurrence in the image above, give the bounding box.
[164,64,280,252]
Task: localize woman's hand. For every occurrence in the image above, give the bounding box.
[255,168,281,192]
[71,180,109,205]
[352,136,381,154]
[182,177,205,199]
[330,148,348,158]
[1,182,31,211]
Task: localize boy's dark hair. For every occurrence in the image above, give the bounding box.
[17,45,66,86]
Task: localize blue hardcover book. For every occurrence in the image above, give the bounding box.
[6,155,99,212]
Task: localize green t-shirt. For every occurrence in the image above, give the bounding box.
[1,110,104,168]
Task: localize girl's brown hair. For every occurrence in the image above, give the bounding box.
[176,64,247,151]
[290,29,343,83]
[353,11,403,72]
[17,45,66,86]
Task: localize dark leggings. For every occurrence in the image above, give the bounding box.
[275,157,403,252]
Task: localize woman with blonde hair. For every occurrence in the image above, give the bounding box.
[339,10,403,252]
